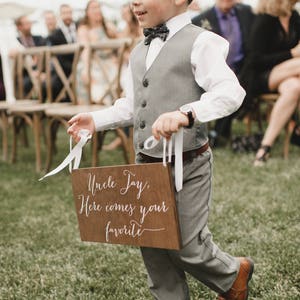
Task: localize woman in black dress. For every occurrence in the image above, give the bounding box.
[244,0,300,165]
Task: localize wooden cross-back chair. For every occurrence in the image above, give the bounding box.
[0,47,45,164]
[0,49,42,162]
[7,46,52,171]
[88,38,133,162]
[45,43,83,103]
[88,38,137,164]
[258,93,294,159]
[44,38,132,172]
[15,46,47,100]
[8,44,82,172]
[87,40,126,105]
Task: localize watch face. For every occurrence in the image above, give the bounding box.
[180,105,192,114]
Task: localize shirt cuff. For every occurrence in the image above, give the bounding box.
[90,106,117,131]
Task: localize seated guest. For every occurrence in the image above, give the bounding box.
[43,10,57,37]
[117,3,142,39]
[48,5,76,47]
[15,15,47,97]
[76,0,117,104]
[16,15,46,48]
[47,4,77,101]
[117,2,142,87]
[103,3,142,151]
[192,0,255,146]
[242,0,300,165]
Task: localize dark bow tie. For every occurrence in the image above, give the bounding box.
[143,24,170,45]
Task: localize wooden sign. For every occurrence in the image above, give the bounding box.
[71,163,181,250]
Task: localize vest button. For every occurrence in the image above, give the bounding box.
[139,142,144,149]
[143,78,149,87]
[141,100,147,107]
[140,121,146,129]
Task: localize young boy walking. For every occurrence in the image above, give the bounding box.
[68,0,254,299]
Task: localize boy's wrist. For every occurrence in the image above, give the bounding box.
[179,105,195,128]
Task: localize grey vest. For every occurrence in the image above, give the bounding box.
[131,24,208,158]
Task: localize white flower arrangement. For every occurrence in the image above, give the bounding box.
[200,19,212,31]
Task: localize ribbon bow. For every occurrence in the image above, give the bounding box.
[39,129,92,181]
[39,128,184,193]
[144,128,183,192]
[143,24,169,45]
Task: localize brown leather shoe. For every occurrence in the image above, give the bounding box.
[217,257,254,300]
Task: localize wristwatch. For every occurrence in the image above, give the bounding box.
[179,104,195,129]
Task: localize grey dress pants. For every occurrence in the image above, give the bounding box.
[139,150,239,300]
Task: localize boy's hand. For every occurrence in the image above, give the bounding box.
[152,111,189,140]
[67,113,95,143]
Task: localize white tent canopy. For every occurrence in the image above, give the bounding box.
[0,0,129,15]
[0,2,35,19]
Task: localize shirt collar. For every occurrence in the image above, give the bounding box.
[165,12,191,41]
[59,21,76,32]
[214,6,236,19]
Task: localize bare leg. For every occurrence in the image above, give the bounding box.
[102,136,122,150]
[268,57,300,90]
[255,77,300,163]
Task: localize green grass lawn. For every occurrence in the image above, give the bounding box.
[0,127,299,300]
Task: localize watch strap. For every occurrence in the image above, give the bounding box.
[185,110,194,128]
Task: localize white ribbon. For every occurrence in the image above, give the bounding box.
[39,128,184,192]
[39,129,92,181]
[144,128,183,192]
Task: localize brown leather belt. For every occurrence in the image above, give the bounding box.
[138,142,209,164]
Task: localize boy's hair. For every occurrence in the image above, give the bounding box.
[188,0,193,4]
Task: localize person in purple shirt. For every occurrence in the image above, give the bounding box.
[192,0,255,147]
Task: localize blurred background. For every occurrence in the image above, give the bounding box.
[0,0,130,38]
[0,0,261,38]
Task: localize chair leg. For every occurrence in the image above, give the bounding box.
[21,124,29,147]
[1,111,9,161]
[51,120,60,155]
[256,104,263,133]
[33,113,42,172]
[41,119,47,147]
[116,128,129,164]
[12,117,28,147]
[11,117,19,163]
[92,133,99,167]
[243,114,252,136]
[128,127,135,164]
[45,118,57,172]
[283,120,294,159]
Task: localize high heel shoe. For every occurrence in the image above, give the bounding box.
[291,124,300,146]
[254,145,271,166]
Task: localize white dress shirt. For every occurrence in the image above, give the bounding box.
[59,21,77,44]
[91,12,245,132]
